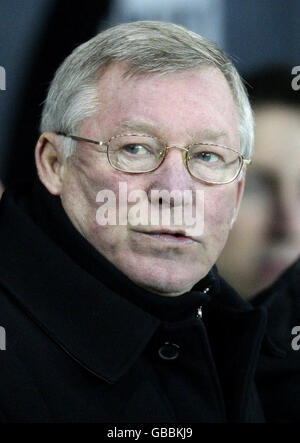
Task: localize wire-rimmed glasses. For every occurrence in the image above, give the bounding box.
[58,132,251,185]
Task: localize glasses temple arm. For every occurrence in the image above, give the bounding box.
[56,132,101,146]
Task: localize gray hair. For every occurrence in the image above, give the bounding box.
[40,21,254,159]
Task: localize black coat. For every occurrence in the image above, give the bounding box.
[252,258,300,422]
[0,182,296,423]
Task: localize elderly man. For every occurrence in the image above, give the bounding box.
[0,21,291,423]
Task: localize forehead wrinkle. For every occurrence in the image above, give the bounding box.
[118,121,229,143]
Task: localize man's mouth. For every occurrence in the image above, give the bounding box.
[132,228,198,245]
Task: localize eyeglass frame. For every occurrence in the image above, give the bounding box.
[57,132,251,185]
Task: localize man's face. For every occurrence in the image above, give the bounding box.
[218,105,300,298]
[58,64,243,296]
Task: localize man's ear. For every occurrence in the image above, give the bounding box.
[230,172,246,229]
[35,132,65,195]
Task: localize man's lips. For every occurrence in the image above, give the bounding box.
[131,228,200,244]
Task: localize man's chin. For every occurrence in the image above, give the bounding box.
[127,270,200,297]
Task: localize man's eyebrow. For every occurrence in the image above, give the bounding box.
[119,120,159,135]
[187,128,228,141]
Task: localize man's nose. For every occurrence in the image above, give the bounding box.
[146,147,195,201]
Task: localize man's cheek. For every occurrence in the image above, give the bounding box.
[90,222,126,252]
[204,195,235,237]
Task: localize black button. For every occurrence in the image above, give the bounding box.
[158,342,180,360]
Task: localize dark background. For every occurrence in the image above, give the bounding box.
[0,0,299,186]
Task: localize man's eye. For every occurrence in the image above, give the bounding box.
[196,151,221,163]
[122,144,149,155]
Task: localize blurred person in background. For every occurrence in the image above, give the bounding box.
[0,182,3,198]
[217,68,300,299]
